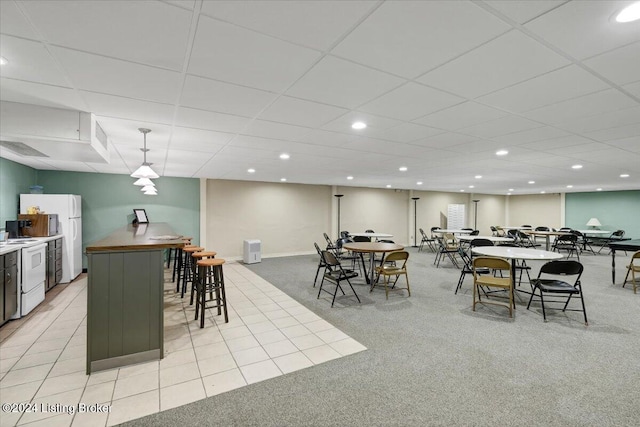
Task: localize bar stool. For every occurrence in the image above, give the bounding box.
[180,246,203,298]
[172,237,192,284]
[195,258,228,328]
[189,251,217,305]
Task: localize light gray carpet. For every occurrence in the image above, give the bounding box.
[126,247,640,426]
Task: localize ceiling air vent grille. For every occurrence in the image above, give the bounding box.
[0,140,49,157]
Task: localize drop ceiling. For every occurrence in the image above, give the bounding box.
[0,0,639,195]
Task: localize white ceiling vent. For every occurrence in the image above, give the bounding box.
[0,101,111,163]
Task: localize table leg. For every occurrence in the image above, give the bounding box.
[545,236,550,251]
[369,253,376,290]
[359,253,369,284]
[611,248,616,284]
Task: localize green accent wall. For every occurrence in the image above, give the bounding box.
[37,170,200,268]
[0,158,39,227]
[565,190,640,239]
[1,159,200,268]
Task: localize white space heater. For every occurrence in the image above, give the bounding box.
[243,240,261,264]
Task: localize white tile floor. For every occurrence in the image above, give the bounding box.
[0,262,366,426]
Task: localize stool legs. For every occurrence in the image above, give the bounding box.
[195,264,228,328]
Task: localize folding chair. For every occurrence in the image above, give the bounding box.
[318,251,361,307]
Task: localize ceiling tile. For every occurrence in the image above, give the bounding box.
[492,126,570,145]
[97,118,172,148]
[188,15,320,92]
[22,0,192,70]
[623,80,640,97]
[518,135,595,152]
[331,0,510,78]
[524,0,640,60]
[0,35,70,86]
[584,41,640,85]
[524,89,639,125]
[412,132,478,149]
[458,115,543,139]
[0,1,38,39]
[286,55,404,109]
[484,0,566,24]
[241,119,312,141]
[477,65,609,113]
[606,135,640,153]
[321,111,402,134]
[201,1,374,51]
[293,129,358,147]
[170,127,233,152]
[52,47,182,104]
[83,92,175,124]
[0,78,86,110]
[413,101,508,131]
[175,107,251,133]
[418,30,569,99]
[257,96,348,128]
[556,106,640,134]
[371,123,443,143]
[181,75,277,117]
[359,82,464,121]
[586,122,640,142]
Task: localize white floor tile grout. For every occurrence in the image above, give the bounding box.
[0,261,366,426]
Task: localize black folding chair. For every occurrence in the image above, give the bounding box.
[527,260,587,325]
[318,251,361,307]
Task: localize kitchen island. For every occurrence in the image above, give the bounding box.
[85,223,185,374]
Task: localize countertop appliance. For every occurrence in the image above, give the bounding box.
[5,220,32,239]
[17,243,46,317]
[20,194,82,283]
[18,214,58,237]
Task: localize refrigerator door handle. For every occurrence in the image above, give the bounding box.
[73,219,77,241]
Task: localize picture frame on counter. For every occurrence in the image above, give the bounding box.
[133,209,149,224]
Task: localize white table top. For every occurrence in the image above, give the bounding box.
[472,246,564,261]
[432,229,473,234]
[498,226,533,230]
[576,230,611,235]
[457,235,515,242]
[524,230,569,236]
[349,232,393,239]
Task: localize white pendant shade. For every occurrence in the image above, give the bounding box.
[131,164,159,179]
[143,187,158,195]
[141,185,156,192]
[134,177,155,186]
[144,190,158,196]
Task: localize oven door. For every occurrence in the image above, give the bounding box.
[22,243,47,293]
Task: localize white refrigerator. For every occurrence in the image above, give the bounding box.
[20,194,82,283]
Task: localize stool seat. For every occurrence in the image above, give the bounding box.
[183,246,204,253]
[192,251,217,259]
[197,258,225,267]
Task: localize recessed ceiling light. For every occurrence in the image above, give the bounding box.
[386,184,391,188]
[0,57,7,66]
[347,176,354,180]
[616,2,640,22]
[351,121,367,130]
[597,188,603,191]
[528,181,535,184]
[460,189,465,192]
[507,193,512,196]
[247,168,255,173]
[475,175,482,179]
[620,174,630,178]
[567,185,573,188]
[279,153,290,160]
[416,181,423,185]
[399,166,408,172]
[496,150,508,156]
[508,188,514,192]
[572,164,583,169]
[468,185,474,189]
[280,178,286,182]
[540,191,546,194]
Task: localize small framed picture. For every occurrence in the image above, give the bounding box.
[133,209,149,224]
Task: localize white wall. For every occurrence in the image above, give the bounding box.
[206,179,330,258]
[337,186,409,245]
[507,193,562,229]
[204,179,565,258]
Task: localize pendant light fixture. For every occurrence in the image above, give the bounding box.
[131,128,159,179]
[133,177,155,187]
